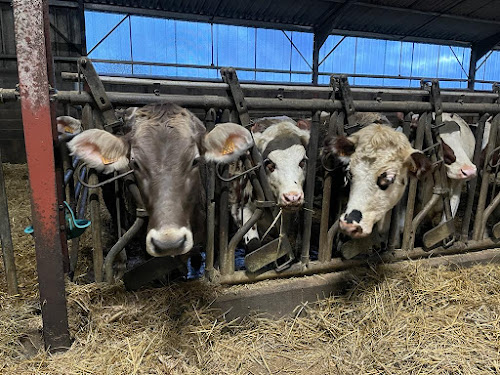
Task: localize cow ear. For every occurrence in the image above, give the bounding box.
[296,119,311,131]
[405,151,432,179]
[323,135,356,165]
[56,116,82,134]
[67,129,130,174]
[203,123,254,163]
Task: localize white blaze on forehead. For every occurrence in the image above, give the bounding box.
[266,144,307,199]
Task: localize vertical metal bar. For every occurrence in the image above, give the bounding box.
[318,111,338,262]
[300,111,320,265]
[204,108,216,281]
[402,113,427,251]
[473,114,500,240]
[218,109,231,276]
[77,0,87,55]
[461,113,489,240]
[12,0,70,350]
[0,148,19,295]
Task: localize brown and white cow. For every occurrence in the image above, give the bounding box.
[68,103,253,257]
[408,113,477,222]
[230,116,310,249]
[324,123,432,238]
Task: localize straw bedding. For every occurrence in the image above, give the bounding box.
[1,163,500,374]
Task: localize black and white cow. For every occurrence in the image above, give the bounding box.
[230,116,310,249]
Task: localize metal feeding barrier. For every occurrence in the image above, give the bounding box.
[3,58,500,289]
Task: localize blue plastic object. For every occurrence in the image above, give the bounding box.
[24,201,91,239]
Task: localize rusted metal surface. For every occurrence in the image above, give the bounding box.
[0,148,19,295]
[12,0,70,350]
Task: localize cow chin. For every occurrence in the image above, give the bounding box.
[146,226,194,257]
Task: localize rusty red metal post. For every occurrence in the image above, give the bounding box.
[12,0,70,350]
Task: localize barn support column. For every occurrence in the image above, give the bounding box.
[312,34,323,85]
[468,32,500,90]
[12,0,70,351]
[467,48,478,91]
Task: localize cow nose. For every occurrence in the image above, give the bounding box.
[282,191,304,205]
[339,220,363,237]
[460,165,477,178]
[152,235,186,252]
[146,227,193,257]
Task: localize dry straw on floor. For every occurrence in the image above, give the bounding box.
[1,163,500,374]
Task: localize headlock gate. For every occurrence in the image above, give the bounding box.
[3,57,500,349]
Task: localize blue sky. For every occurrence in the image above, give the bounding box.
[85,10,498,90]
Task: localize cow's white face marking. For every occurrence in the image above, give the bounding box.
[342,158,409,237]
[253,120,310,207]
[325,124,431,238]
[266,144,307,206]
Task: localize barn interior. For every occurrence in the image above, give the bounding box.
[1,0,500,373]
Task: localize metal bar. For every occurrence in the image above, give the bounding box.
[12,0,70,351]
[87,14,129,55]
[6,87,500,113]
[223,209,264,276]
[318,36,347,67]
[104,215,145,283]
[0,148,18,295]
[58,72,500,96]
[218,109,231,276]
[461,113,489,240]
[402,112,427,251]
[318,112,338,262]
[318,71,472,83]
[219,238,500,284]
[300,111,321,265]
[281,30,312,70]
[473,114,500,240]
[204,108,216,281]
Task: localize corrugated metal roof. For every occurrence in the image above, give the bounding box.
[82,0,500,46]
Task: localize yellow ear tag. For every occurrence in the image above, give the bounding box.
[100,155,119,165]
[222,137,236,156]
[64,125,74,134]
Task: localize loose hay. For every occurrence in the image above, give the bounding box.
[1,163,500,374]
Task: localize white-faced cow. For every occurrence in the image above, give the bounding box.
[409,113,477,222]
[229,116,310,250]
[68,103,253,257]
[324,123,432,238]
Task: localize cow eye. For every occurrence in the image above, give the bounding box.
[265,159,276,173]
[377,172,395,190]
[131,158,141,171]
[192,157,202,168]
[299,158,307,168]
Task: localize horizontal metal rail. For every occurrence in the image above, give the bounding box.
[3,89,500,113]
[218,238,500,284]
[60,72,500,98]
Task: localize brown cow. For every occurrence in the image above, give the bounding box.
[68,103,253,257]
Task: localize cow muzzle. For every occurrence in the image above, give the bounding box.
[146,226,194,257]
[280,191,304,208]
[340,210,367,238]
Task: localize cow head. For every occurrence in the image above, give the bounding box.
[252,117,310,208]
[324,124,431,238]
[68,103,253,257]
[437,114,477,180]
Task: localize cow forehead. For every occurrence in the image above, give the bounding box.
[267,144,306,164]
[254,122,309,151]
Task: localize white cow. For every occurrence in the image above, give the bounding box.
[230,116,310,250]
[323,123,432,238]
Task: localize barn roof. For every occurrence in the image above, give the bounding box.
[82,0,500,48]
